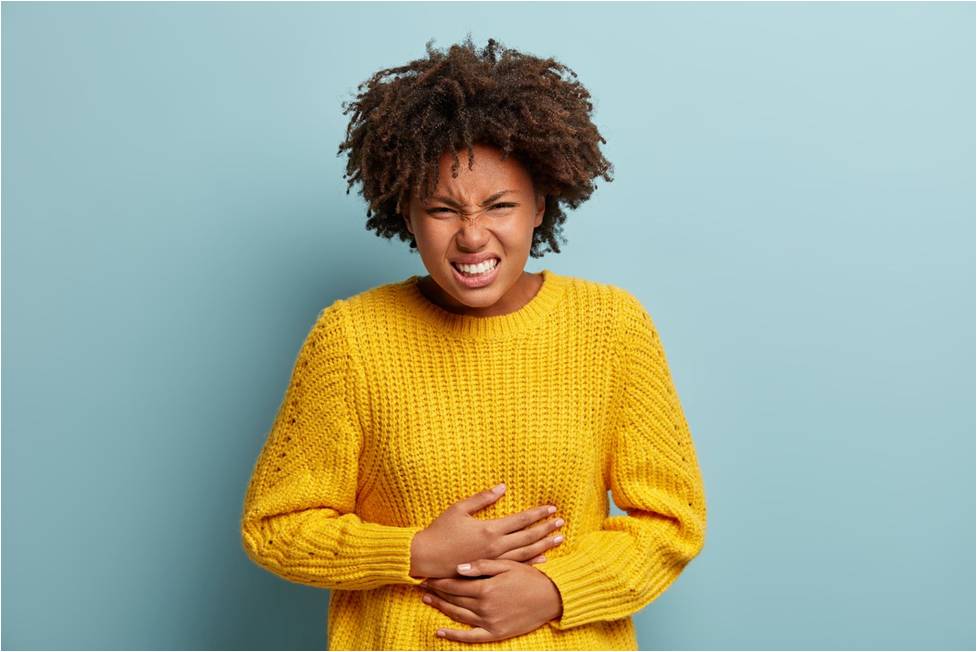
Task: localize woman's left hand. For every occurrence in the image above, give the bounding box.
[419,558,563,643]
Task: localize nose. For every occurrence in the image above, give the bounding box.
[454,215,490,250]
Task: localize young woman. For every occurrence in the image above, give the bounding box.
[241,36,707,651]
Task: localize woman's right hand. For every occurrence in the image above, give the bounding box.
[409,483,565,579]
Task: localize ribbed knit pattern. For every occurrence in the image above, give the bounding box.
[240,269,707,650]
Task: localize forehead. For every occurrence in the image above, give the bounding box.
[429,143,533,196]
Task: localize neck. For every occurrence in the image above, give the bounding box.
[418,270,544,318]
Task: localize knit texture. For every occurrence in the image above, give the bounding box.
[240,268,707,650]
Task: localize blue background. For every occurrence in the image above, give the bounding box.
[3,2,974,649]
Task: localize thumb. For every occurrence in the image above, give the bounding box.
[456,483,506,515]
[456,558,512,577]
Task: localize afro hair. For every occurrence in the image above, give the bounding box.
[336,34,614,257]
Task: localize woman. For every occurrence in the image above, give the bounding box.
[240,36,707,651]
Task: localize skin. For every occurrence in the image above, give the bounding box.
[402,142,547,318]
[402,144,564,641]
[421,559,563,643]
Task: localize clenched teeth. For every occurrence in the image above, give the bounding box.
[453,258,499,275]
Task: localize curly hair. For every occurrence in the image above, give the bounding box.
[336,34,614,257]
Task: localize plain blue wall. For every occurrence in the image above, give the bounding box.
[2,2,973,650]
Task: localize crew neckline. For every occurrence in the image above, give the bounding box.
[400,268,569,340]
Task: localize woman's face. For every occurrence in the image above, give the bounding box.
[403,143,545,317]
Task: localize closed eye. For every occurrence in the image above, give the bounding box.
[428,203,516,214]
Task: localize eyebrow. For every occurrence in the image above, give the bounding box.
[428,190,516,207]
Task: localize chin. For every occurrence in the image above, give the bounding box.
[444,279,498,304]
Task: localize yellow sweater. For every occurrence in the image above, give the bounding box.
[240,268,707,650]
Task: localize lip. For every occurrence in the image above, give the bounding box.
[450,257,501,289]
[450,253,501,264]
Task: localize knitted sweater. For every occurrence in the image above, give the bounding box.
[240,268,707,651]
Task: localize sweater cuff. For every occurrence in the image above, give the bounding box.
[341,521,428,587]
[533,552,610,630]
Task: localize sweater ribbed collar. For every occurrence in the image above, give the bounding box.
[400,268,569,340]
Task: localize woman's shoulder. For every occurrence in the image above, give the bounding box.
[557,272,648,319]
[339,276,412,307]
[559,274,666,357]
[312,277,414,325]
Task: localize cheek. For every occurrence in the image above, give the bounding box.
[413,224,450,250]
[498,221,536,250]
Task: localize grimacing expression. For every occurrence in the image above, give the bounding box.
[403,143,545,311]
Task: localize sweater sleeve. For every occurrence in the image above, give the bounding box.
[240,300,427,590]
[534,290,707,630]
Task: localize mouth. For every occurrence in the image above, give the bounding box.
[450,257,501,289]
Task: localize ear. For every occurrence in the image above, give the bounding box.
[402,210,414,235]
[533,191,545,228]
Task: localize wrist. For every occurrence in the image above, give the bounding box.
[543,575,563,621]
[409,528,431,578]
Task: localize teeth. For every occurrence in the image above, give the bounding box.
[454,258,499,275]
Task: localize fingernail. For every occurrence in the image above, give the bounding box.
[553,535,564,543]
[535,555,546,562]
[492,483,506,494]
[437,630,446,637]
[457,563,471,572]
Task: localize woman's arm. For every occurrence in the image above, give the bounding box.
[532,290,708,630]
[240,301,427,591]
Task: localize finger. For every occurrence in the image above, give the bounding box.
[457,559,512,577]
[437,626,496,643]
[455,484,506,515]
[422,591,483,627]
[497,516,564,554]
[424,576,485,596]
[494,546,539,563]
[496,525,564,562]
[493,503,556,534]
[423,586,482,613]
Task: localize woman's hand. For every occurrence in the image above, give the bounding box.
[410,483,565,578]
[419,558,563,643]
